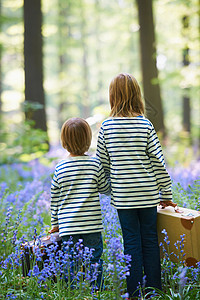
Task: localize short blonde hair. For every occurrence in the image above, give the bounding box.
[61,118,92,156]
[109,73,145,117]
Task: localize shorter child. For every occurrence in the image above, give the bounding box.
[49,117,110,289]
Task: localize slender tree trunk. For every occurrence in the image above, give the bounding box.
[57,2,65,127]
[80,0,90,118]
[182,15,190,132]
[57,0,70,127]
[136,0,165,134]
[95,0,103,106]
[24,0,47,132]
[0,0,2,119]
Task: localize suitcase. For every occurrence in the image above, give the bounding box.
[157,206,200,266]
[21,232,62,276]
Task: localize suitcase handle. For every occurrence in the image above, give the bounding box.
[174,206,184,213]
[159,201,183,213]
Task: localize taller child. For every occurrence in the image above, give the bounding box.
[96,73,173,298]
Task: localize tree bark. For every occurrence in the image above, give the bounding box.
[80,0,90,118]
[182,16,190,132]
[0,0,2,119]
[95,0,103,106]
[57,0,71,128]
[136,0,165,134]
[24,0,47,132]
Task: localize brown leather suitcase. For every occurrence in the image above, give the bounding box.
[21,232,62,276]
[157,206,200,266]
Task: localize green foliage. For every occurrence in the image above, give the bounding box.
[172,180,200,210]
[0,120,49,164]
[22,101,45,120]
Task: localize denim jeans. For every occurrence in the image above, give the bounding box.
[62,232,103,290]
[117,207,162,297]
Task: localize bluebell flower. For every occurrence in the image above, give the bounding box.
[178,266,188,290]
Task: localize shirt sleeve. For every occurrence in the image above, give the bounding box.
[50,169,60,227]
[147,125,172,202]
[97,162,111,196]
[96,125,110,180]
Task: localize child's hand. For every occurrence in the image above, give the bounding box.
[160,200,177,209]
[48,226,59,234]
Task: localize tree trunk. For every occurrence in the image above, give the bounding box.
[23,0,47,132]
[80,0,90,118]
[182,16,190,132]
[136,0,165,134]
[0,0,2,119]
[57,0,71,128]
[95,0,103,106]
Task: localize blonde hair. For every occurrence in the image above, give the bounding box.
[109,73,145,117]
[61,117,92,155]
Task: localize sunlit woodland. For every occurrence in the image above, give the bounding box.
[0,0,199,299]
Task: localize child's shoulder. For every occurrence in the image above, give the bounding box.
[54,157,101,172]
[84,156,104,170]
[86,155,101,165]
[55,159,69,169]
[101,116,153,127]
[57,156,101,164]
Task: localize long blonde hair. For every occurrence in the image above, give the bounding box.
[109,73,145,117]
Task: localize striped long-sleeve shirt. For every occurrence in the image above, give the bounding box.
[96,116,172,209]
[50,156,111,236]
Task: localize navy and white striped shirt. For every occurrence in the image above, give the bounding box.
[96,116,172,209]
[51,156,111,236]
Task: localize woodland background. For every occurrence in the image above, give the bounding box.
[0,0,199,165]
[0,1,200,298]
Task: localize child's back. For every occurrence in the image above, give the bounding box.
[51,155,110,236]
[50,117,110,290]
[96,73,175,298]
[97,115,172,209]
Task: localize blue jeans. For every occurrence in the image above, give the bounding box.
[62,232,103,290]
[117,207,162,297]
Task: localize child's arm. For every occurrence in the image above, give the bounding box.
[50,170,60,229]
[96,126,110,179]
[147,124,174,203]
[97,161,111,195]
